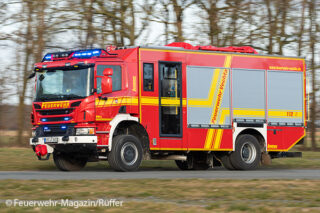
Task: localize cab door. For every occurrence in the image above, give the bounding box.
[158,61,183,149]
[159,62,182,137]
[95,63,123,122]
[140,61,159,149]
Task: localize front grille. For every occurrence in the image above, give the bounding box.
[41,117,71,122]
[44,126,67,136]
[38,108,74,116]
[36,124,76,137]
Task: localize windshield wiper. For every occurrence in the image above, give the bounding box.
[63,94,86,100]
[36,94,62,101]
[36,94,86,101]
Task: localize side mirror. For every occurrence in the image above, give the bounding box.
[27,72,36,79]
[101,76,112,94]
[103,68,113,76]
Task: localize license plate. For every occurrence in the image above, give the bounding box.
[44,137,59,143]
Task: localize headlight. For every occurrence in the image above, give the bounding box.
[76,128,94,135]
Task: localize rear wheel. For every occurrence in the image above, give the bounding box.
[192,162,210,170]
[53,152,87,171]
[175,160,190,170]
[220,154,235,170]
[229,134,261,170]
[108,135,143,172]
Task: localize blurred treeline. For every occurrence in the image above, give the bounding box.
[0,0,318,150]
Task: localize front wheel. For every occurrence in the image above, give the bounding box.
[229,134,261,170]
[108,135,143,172]
[53,152,87,171]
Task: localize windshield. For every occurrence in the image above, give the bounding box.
[35,68,92,102]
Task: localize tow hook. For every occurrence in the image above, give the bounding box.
[35,145,51,160]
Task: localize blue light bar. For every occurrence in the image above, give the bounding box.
[64,117,70,121]
[43,54,52,61]
[41,49,105,62]
[61,125,67,129]
[73,49,102,59]
[41,118,47,122]
[43,126,50,132]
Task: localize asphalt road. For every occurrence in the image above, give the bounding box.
[0,169,319,180]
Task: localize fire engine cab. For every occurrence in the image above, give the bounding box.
[29,42,306,171]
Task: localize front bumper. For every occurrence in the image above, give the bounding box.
[30,136,98,145]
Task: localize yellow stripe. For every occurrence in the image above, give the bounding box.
[95,97,139,107]
[268,110,302,118]
[160,97,186,106]
[140,97,187,107]
[204,70,221,149]
[141,97,158,105]
[213,109,230,149]
[205,55,232,150]
[133,76,137,92]
[95,96,188,107]
[149,147,233,151]
[161,97,180,106]
[95,115,112,121]
[232,108,302,118]
[205,130,215,149]
[150,147,188,151]
[188,70,221,107]
[233,109,265,117]
[268,109,302,112]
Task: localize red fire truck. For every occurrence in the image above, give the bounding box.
[29,42,306,171]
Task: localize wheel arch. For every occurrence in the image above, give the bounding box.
[109,114,150,156]
[234,127,266,152]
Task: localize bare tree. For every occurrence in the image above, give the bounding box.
[34,0,47,62]
[95,0,152,46]
[150,0,174,44]
[169,0,194,42]
[277,0,290,55]
[263,0,281,54]
[297,0,307,57]
[16,0,35,145]
[196,0,223,46]
[308,0,318,150]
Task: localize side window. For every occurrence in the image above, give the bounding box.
[143,63,154,91]
[96,78,102,94]
[161,65,180,98]
[96,65,122,93]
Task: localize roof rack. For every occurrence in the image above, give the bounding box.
[166,42,258,54]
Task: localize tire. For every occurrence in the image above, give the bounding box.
[220,154,235,170]
[175,160,190,170]
[108,135,143,172]
[192,162,210,170]
[229,134,261,170]
[53,152,87,171]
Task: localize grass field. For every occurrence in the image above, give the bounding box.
[0,179,320,212]
[1,147,320,171]
[0,148,319,212]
